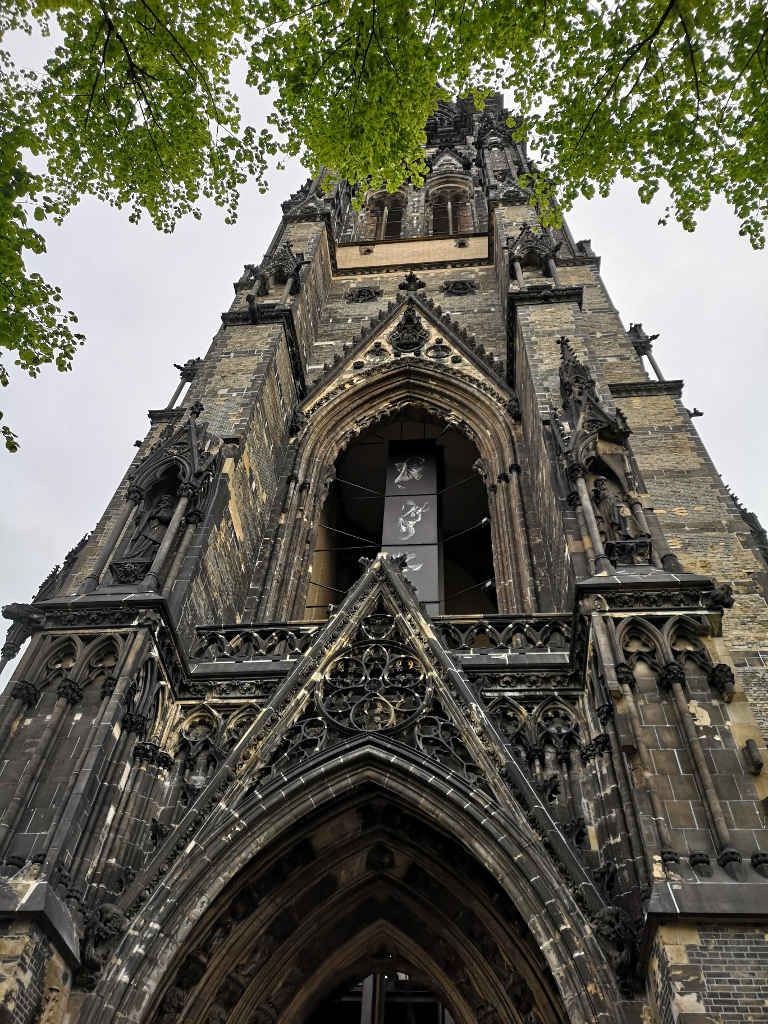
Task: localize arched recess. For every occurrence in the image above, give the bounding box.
[359,190,408,241]
[307,410,497,618]
[429,185,473,235]
[257,361,537,620]
[82,745,623,1024]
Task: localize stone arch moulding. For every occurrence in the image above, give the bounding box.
[80,744,623,1024]
[258,360,536,619]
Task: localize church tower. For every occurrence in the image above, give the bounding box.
[2,94,768,1024]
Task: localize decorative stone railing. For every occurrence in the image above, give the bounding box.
[431,614,571,654]
[192,623,324,662]
[191,613,571,664]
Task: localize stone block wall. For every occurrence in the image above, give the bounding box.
[497,199,768,738]
[617,388,768,739]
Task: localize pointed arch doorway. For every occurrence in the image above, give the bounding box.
[144,786,573,1024]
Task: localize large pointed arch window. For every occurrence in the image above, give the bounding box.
[306,411,496,618]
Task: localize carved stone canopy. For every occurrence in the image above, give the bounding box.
[268,240,305,286]
[558,337,629,445]
[507,224,561,268]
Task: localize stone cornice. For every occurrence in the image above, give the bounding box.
[556,254,601,270]
[334,257,490,276]
[609,379,684,398]
[147,407,183,425]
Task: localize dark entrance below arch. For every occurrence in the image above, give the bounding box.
[307,971,455,1024]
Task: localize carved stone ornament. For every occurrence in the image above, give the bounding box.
[10,679,41,708]
[318,641,429,734]
[441,279,477,296]
[702,583,735,610]
[57,677,83,705]
[425,340,451,360]
[398,270,426,292]
[173,357,203,383]
[558,338,629,442]
[74,902,128,990]
[268,240,305,286]
[1,603,45,661]
[708,662,735,701]
[592,477,647,551]
[389,303,430,354]
[111,492,176,583]
[591,905,641,997]
[658,661,686,692]
[496,182,530,205]
[346,285,383,303]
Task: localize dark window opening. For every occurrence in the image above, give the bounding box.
[306,411,497,618]
[361,194,407,242]
[432,203,450,234]
[384,203,404,239]
[431,191,471,236]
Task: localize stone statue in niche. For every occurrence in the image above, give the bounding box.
[127,494,175,561]
[110,490,176,583]
[591,475,651,564]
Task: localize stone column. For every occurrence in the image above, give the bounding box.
[511,259,524,287]
[612,656,680,866]
[138,486,194,593]
[568,462,613,574]
[79,486,143,594]
[162,510,203,597]
[0,677,81,858]
[593,615,664,877]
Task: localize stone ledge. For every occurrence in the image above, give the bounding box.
[648,879,768,917]
[556,254,601,270]
[609,380,684,398]
[508,284,584,309]
[0,881,79,965]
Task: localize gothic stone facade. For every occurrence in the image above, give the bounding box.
[2,95,768,1024]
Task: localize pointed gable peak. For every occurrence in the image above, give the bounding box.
[303,293,514,417]
[234,553,502,800]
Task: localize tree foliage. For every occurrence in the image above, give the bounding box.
[2,0,767,449]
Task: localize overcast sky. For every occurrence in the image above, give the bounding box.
[1,88,767,681]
